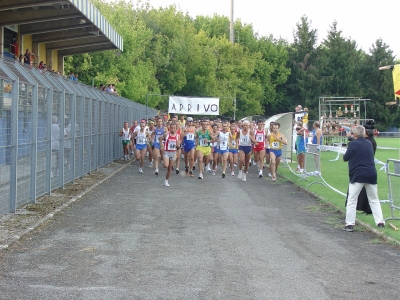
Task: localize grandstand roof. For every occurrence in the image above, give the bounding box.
[0,0,123,56]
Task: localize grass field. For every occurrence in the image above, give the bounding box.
[278,137,400,243]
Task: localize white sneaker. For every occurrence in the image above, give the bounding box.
[259,170,263,178]
[198,173,203,179]
[231,171,235,176]
[212,171,215,176]
[237,170,243,180]
[139,168,143,174]
[207,165,212,172]
[155,169,159,175]
[242,173,247,182]
[268,173,272,177]
[164,180,170,187]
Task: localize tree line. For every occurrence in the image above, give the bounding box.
[64,1,400,131]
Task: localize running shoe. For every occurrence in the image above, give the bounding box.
[149,162,154,168]
[192,166,196,171]
[377,223,385,228]
[343,225,354,232]
[237,170,243,180]
[198,173,203,179]
[207,165,212,172]
[124,155,127,161]
[176,168,180,174]
[189,171,193,177]
[164,180,170,187]
[231,171,235,176]
[222,172,226,178]
[242,173,247,181]
[155,169,159,175]
[212,171,215,176]
[139,168,143,174]
[272,175,276,182]
[185,166,189,175]
[258,170,263,178]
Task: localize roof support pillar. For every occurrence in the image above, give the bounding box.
[58,54,64,75]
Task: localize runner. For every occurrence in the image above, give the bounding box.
[210,123,220,175]
[151,117,167,175]
[267,122,288,181]
[295,121,307,172]
[161,122,181,187]
[132,120,150,173]
[147,120,155,168]
[218,121,231,178]
[228,122,239,176]
[265,121,274,177]
[181,117,196,176]
[253,119,266,178]
[195,119,213,179]
[237,120,256,182]
[119,121,131,161]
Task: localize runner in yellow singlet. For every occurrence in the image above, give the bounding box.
[267,122,287,181]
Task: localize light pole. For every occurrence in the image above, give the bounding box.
[233,98,236,120]
[230,0,234,44]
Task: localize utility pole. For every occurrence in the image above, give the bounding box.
[230,0,234,44]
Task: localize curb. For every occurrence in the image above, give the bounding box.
[278,173,400,247]
[0,160,132,252]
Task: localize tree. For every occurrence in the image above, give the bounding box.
[359,38,399,130]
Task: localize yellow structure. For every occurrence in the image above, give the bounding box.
[393,64,400,100]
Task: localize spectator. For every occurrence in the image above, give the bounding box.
[38,61,44,69]
[18,54,24,64]
[23,49,31,66]
[73,74,79,81]
[10,38,18,58]
[342,125,385,232]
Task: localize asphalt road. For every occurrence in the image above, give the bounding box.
[0,162,399,299]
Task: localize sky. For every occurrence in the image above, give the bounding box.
[147,0,400,58]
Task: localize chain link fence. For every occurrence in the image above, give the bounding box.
[0,58,157,216]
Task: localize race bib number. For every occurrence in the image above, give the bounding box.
[187,133,194,141]
[200,138,208,146]
[240,137,248,143]
[231,140,236,146]
[168,140,176,150]
[220,141,228,150]
[137,137,146,144]
[272,142,280,149]
[256,134,264,142]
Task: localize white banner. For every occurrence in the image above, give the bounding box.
[168,97,219,115]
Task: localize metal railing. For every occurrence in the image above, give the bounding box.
[385,159,400,221]
[0,58,157,215]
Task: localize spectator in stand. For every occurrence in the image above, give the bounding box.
[10,38,18,58]
[73,74,79,81]
[18,54,24,64]
[38,61,44,69]
[23,49,31,66]
[69,71,75,80]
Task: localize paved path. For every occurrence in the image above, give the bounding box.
[0,163,399,299]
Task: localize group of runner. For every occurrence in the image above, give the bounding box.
[119,116,288,187]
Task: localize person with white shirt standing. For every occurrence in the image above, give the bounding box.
[132,120,150,174]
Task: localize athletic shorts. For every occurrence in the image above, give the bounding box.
[122,140,130,146]
[229,149,238,154]
[136,144,147,151]
[219,148,229,155]
[253,146,265,153]
[153,143,161,150]
[184,144,196,153]
[212,146,218,153]
[265,148,270,154]
[196,145,211,156]
[269,149,282,158]
[296,149,306,155]
[239,145,252,155]
[163,151,177,161]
